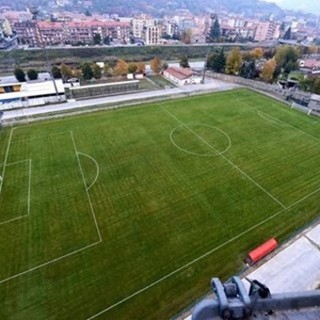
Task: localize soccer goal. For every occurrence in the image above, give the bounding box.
[291,102,312,115]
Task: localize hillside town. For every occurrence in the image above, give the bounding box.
[0,7,320,49]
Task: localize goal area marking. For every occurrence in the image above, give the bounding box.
[0,159,31,226]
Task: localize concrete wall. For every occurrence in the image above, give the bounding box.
[309,99,320,111]
[207,72,312,103]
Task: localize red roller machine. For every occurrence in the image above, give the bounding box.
[245,238,278,266]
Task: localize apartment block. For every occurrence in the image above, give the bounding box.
[254,21,280,41]
[14,20,131,46]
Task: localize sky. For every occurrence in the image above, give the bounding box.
[264,0,320,14]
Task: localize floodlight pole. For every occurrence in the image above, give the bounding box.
[202,14,217,84]
[30,7,60,101]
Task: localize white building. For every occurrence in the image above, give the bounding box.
[162,67,202,86]
[145,26,162,45]
[0,78,66,110]
[132,14,155,38]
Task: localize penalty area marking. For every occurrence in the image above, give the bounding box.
[0,134,102,284]
[170,123,232,157]
[77,152,100,191]
[236,97,320,144]
[86,185,320,320]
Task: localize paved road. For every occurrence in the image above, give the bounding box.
[2,79,238,121]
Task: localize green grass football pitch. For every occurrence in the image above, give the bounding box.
[0,88,319,319]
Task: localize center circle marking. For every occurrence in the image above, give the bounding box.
[170,123,231,157]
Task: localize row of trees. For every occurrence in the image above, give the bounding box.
[14,68,39,82]
[205,46,300,83]
[50,60,149,81]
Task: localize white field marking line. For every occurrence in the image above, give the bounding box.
[237,97,320,143]
[257,111,288,127]
[10,130,69,144]
[169,124,232,157]
[0,139,102,283]
[0,128,13,196]
[0,159,32,226]
[161,106,286,209]
[6,159,30,166]
[27,159,32,215]
[0,215,27,226]
[77,152,100,191]
[86,185,320,320]
[0,240,100,285]
[266,106,320,143]
[70,131,102,243]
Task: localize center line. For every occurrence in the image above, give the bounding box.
[160,105,286,209]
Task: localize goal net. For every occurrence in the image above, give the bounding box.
[291,102,312,115]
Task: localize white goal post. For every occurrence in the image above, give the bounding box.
[291,102,312,115]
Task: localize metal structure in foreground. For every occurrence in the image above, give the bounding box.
[192,276,320,320]
[29,7,60,101]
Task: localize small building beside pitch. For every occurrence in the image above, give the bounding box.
[163,67,202,86]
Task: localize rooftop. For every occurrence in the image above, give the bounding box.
[164,67,194,80]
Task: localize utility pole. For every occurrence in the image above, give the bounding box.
[30,7,60,101]
[201,14,217,84]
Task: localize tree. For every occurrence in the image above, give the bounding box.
[260,59,277,83]
[240,61,257,79]
[283,27,291,40]
[84,9,91,16]
[162,33,172,40]
[72,69,82,79]
[181,28,192,44]
[311,78,320,94]
[274,46,299,75]
[179,55,190,68]
[51,66,62,79]
[264,48,276,59]
[128,63,138,74]
[93,33,101,45]
[209,18,221,42]
[251,47,264,60]
[103,35,111,45]
[114,59,128,76]
[226,47,242,75]
[92,63,102,79]
[14,67,26,82]
[60,63,73,81]
[150,57,163,73]
[308,45,318,55]
[27,69,38,80]
[136,62,146,74]
[207,48,226,73]
[81,62,94,80]
[104,64,113,77]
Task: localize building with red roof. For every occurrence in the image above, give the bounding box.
[163,67,202,86]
